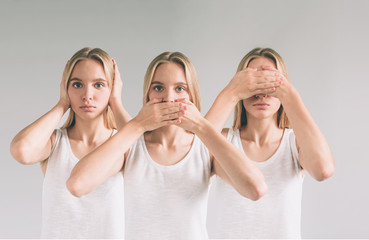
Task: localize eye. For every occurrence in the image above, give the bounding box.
[153,85,163,92]
[72,82,82,88]
[95,82,104,88]
[176,86,186,92]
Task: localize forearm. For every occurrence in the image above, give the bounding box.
[205,86,239,132]
[195,119,267,199]
[110,99,132,130]
[67,119,144,197]
[280,86,334,180]
[10,101,69,164]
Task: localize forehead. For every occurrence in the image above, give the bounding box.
[152,62,186,84]
[248,57,276,70]
[70,59,106,80]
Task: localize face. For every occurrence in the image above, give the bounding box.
[243,57,281,120]
[68,59,111,121]
[148,62,191,102]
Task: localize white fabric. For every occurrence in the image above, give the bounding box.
[207,128,303,239]
[41,128,124,239]
[123,134,211,240]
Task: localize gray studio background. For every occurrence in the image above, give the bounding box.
[1,0,368,238]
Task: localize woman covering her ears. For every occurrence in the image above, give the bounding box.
[10,47,131,238]
[205,47,335,239]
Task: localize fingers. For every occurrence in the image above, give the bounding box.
[150,100,186,110]
[253,87,277,95]
[162,105,186,115]
[149,98,164,104]
[112,59,120,76]
[162,112,184,121]
[174,98,186,103]
[261,65,275,71]
[62,61,69,83]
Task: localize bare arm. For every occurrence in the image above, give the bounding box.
[179,101,267,200]
[276,81,334,181]
[109,59,132,130]
[205,68,282,131]
[67,100,185,197]
[10,64,70,165]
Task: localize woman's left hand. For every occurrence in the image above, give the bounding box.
[176,99,204,133]
[109,59,123,106]
[261,65,292,101]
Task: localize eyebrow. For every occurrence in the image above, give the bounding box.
[151,81,187,85]
[70,77,107,82]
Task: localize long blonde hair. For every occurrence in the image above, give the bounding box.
[233,47,290,130]
[142,51,201,111]
[61,47,116,129]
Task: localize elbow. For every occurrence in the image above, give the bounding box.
[238,178,268,201]
[66,177,87,198]
[312,155,335,181]
[249,181,268,201]
[314,164,335,182]
[10,141,34,165]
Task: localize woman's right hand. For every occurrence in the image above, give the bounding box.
[58,61,71,109]
[133,99,185,132]
[227,67,283,101]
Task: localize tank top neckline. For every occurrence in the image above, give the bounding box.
[62,128,117,163]
[62,128,79,163]
[234,128,289,167]
[139,133,198,170]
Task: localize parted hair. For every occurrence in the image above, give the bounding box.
[143,51,201,111]
[61,47,116,129]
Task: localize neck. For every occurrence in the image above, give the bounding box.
[68,116,112,144]
[145,125,193,147]
[240,114,282,145]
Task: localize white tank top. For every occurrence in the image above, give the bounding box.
[207,128,303,239]
[123,134,211,240]
[41,128,125,239]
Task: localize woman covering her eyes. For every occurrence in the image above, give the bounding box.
[10,47,131,238]
[205,47,335,239]
[67,51,268,240]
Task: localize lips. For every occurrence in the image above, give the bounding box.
[253,103,270,108]
[80,105,96,111]
[253,104,269,106]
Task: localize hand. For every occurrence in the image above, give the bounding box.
[176,100,204,134]
[260,65,291,100]
[134,98,185,132]
[109,59,123,107]
[59,61,71,109]
[227,67,282,100]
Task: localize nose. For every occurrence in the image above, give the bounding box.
[254,94,267,100]
[82,86,93,102]
[163,89,176,102]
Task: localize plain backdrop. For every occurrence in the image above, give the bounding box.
[1,0,368,238]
